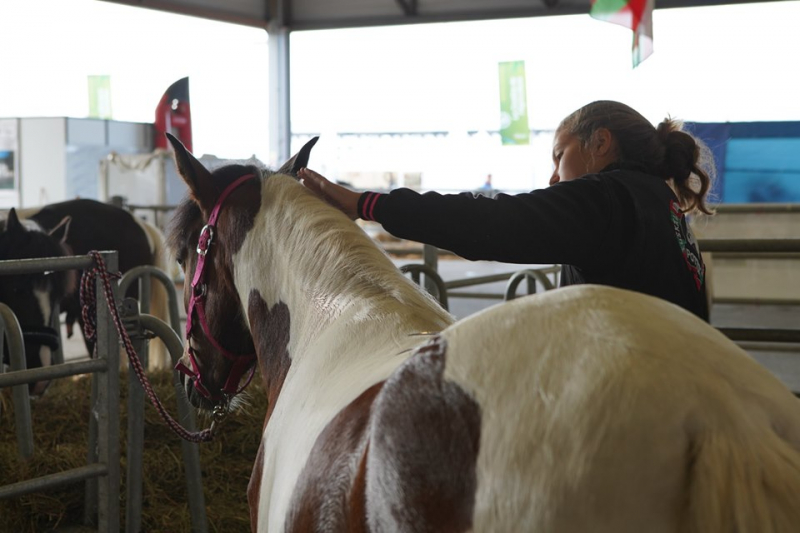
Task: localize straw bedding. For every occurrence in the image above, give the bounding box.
[0,369,267,533]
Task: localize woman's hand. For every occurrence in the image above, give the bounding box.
[299,168,361,220]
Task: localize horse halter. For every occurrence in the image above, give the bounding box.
[176,174,258,404]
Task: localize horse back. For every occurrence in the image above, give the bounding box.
[261,284,800,532]
[438,284,800,531]
[29,199,153,271]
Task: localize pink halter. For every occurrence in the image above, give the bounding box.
[175,174,258,402]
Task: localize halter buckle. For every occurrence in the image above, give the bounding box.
[210,396,230,433]
[192,283,207,298]
[197,225,215,255]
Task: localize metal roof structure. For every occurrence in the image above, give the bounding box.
[100,0,777,30]
[97,0,780,163]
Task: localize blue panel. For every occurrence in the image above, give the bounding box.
[728,122,800,138]
[687,121,800,203]
[726,138,800,172]
[722,137,800,202]
[724,171,800,203]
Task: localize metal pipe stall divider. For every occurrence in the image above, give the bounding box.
[0,303,33,458]
[0,252,121,532]
[445,265,561,301]
[118,267,208,533]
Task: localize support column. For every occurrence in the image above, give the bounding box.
[268,16,291,168]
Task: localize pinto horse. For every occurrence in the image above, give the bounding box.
[0,209,74,395]
[166,134,800,532]
[11,199,172,370]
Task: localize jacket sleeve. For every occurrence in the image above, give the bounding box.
[359,177,631,267]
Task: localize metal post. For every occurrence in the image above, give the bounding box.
[140,313,208,533]
[49,301,63,365]
[93,251,121,532]
[122,299,148,533]
[422,244,439,296]
[268,9,291,167]
[118,267,207,532]
[0,303,34,458]
[84,373,99,525]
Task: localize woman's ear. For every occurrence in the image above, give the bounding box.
[592,128,615,157]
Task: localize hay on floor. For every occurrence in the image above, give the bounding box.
[0,367,267,533]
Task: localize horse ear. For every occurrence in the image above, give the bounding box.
[166,132,216,210]
[5,208,26,235]
[277,136,319,178]
[48,215,71,244]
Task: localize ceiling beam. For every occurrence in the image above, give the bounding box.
[395,0,418,17]
[98,0,781,32]
[97,0,270,29]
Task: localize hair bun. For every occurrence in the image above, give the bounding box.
[658,119,695,182]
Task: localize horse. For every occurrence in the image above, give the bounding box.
[0,209,74,395]
[11,199,173,370]
[165,133,800,532]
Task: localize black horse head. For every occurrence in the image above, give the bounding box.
[0,208,74,396]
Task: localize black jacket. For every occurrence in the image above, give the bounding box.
[357,163,709,321]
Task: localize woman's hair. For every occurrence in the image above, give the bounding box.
[557,100,716,215]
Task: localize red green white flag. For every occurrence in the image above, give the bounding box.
[590,0,654,68]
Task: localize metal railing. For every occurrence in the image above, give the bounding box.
[1,256,208,532]
[118,267,207,533]
[396,241,800,347]
[0,252,121,532]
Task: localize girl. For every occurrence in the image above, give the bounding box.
[300,100,715,320]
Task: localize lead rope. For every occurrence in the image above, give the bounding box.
[81,250,214,443]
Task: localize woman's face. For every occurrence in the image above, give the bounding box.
[550,128,615,186]
[550,130,590,185]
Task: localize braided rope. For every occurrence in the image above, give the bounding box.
[80,251,214,443]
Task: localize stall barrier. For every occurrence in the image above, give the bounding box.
[0,252,121,531]
[0,256,208,533]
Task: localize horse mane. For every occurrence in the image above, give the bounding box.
[167,164,452,328]
[257,173,452,326]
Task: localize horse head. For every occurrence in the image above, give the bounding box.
[0,208,74,395]
[166,133,317,411]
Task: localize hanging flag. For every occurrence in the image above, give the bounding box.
[590,0,654,68]
[88,75,113,119]
[154,77,193,152]
[498,61,530,146]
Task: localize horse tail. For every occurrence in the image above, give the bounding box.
[135,217,175,370]
[685,427,800,532]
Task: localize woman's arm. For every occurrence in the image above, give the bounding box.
[300,167,628,267]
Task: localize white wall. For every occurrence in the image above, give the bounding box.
[19,118,66,207]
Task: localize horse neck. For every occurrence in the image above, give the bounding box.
[233,176,453,357]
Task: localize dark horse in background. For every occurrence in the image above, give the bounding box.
[1,199,172,392]
[20,199,159,339]
[0,209,73,395]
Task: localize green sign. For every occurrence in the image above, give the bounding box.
[498,61,530,146]
[88,75,112,119]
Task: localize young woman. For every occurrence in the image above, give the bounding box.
[299,100,716,320]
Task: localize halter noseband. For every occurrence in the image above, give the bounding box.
[175,174,258,403]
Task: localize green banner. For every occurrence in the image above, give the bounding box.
[88,75,112,119]
[498,61,530,146]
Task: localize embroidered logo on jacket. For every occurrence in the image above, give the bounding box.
[670,200,704,290]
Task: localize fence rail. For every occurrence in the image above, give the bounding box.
[0,251,120,532]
